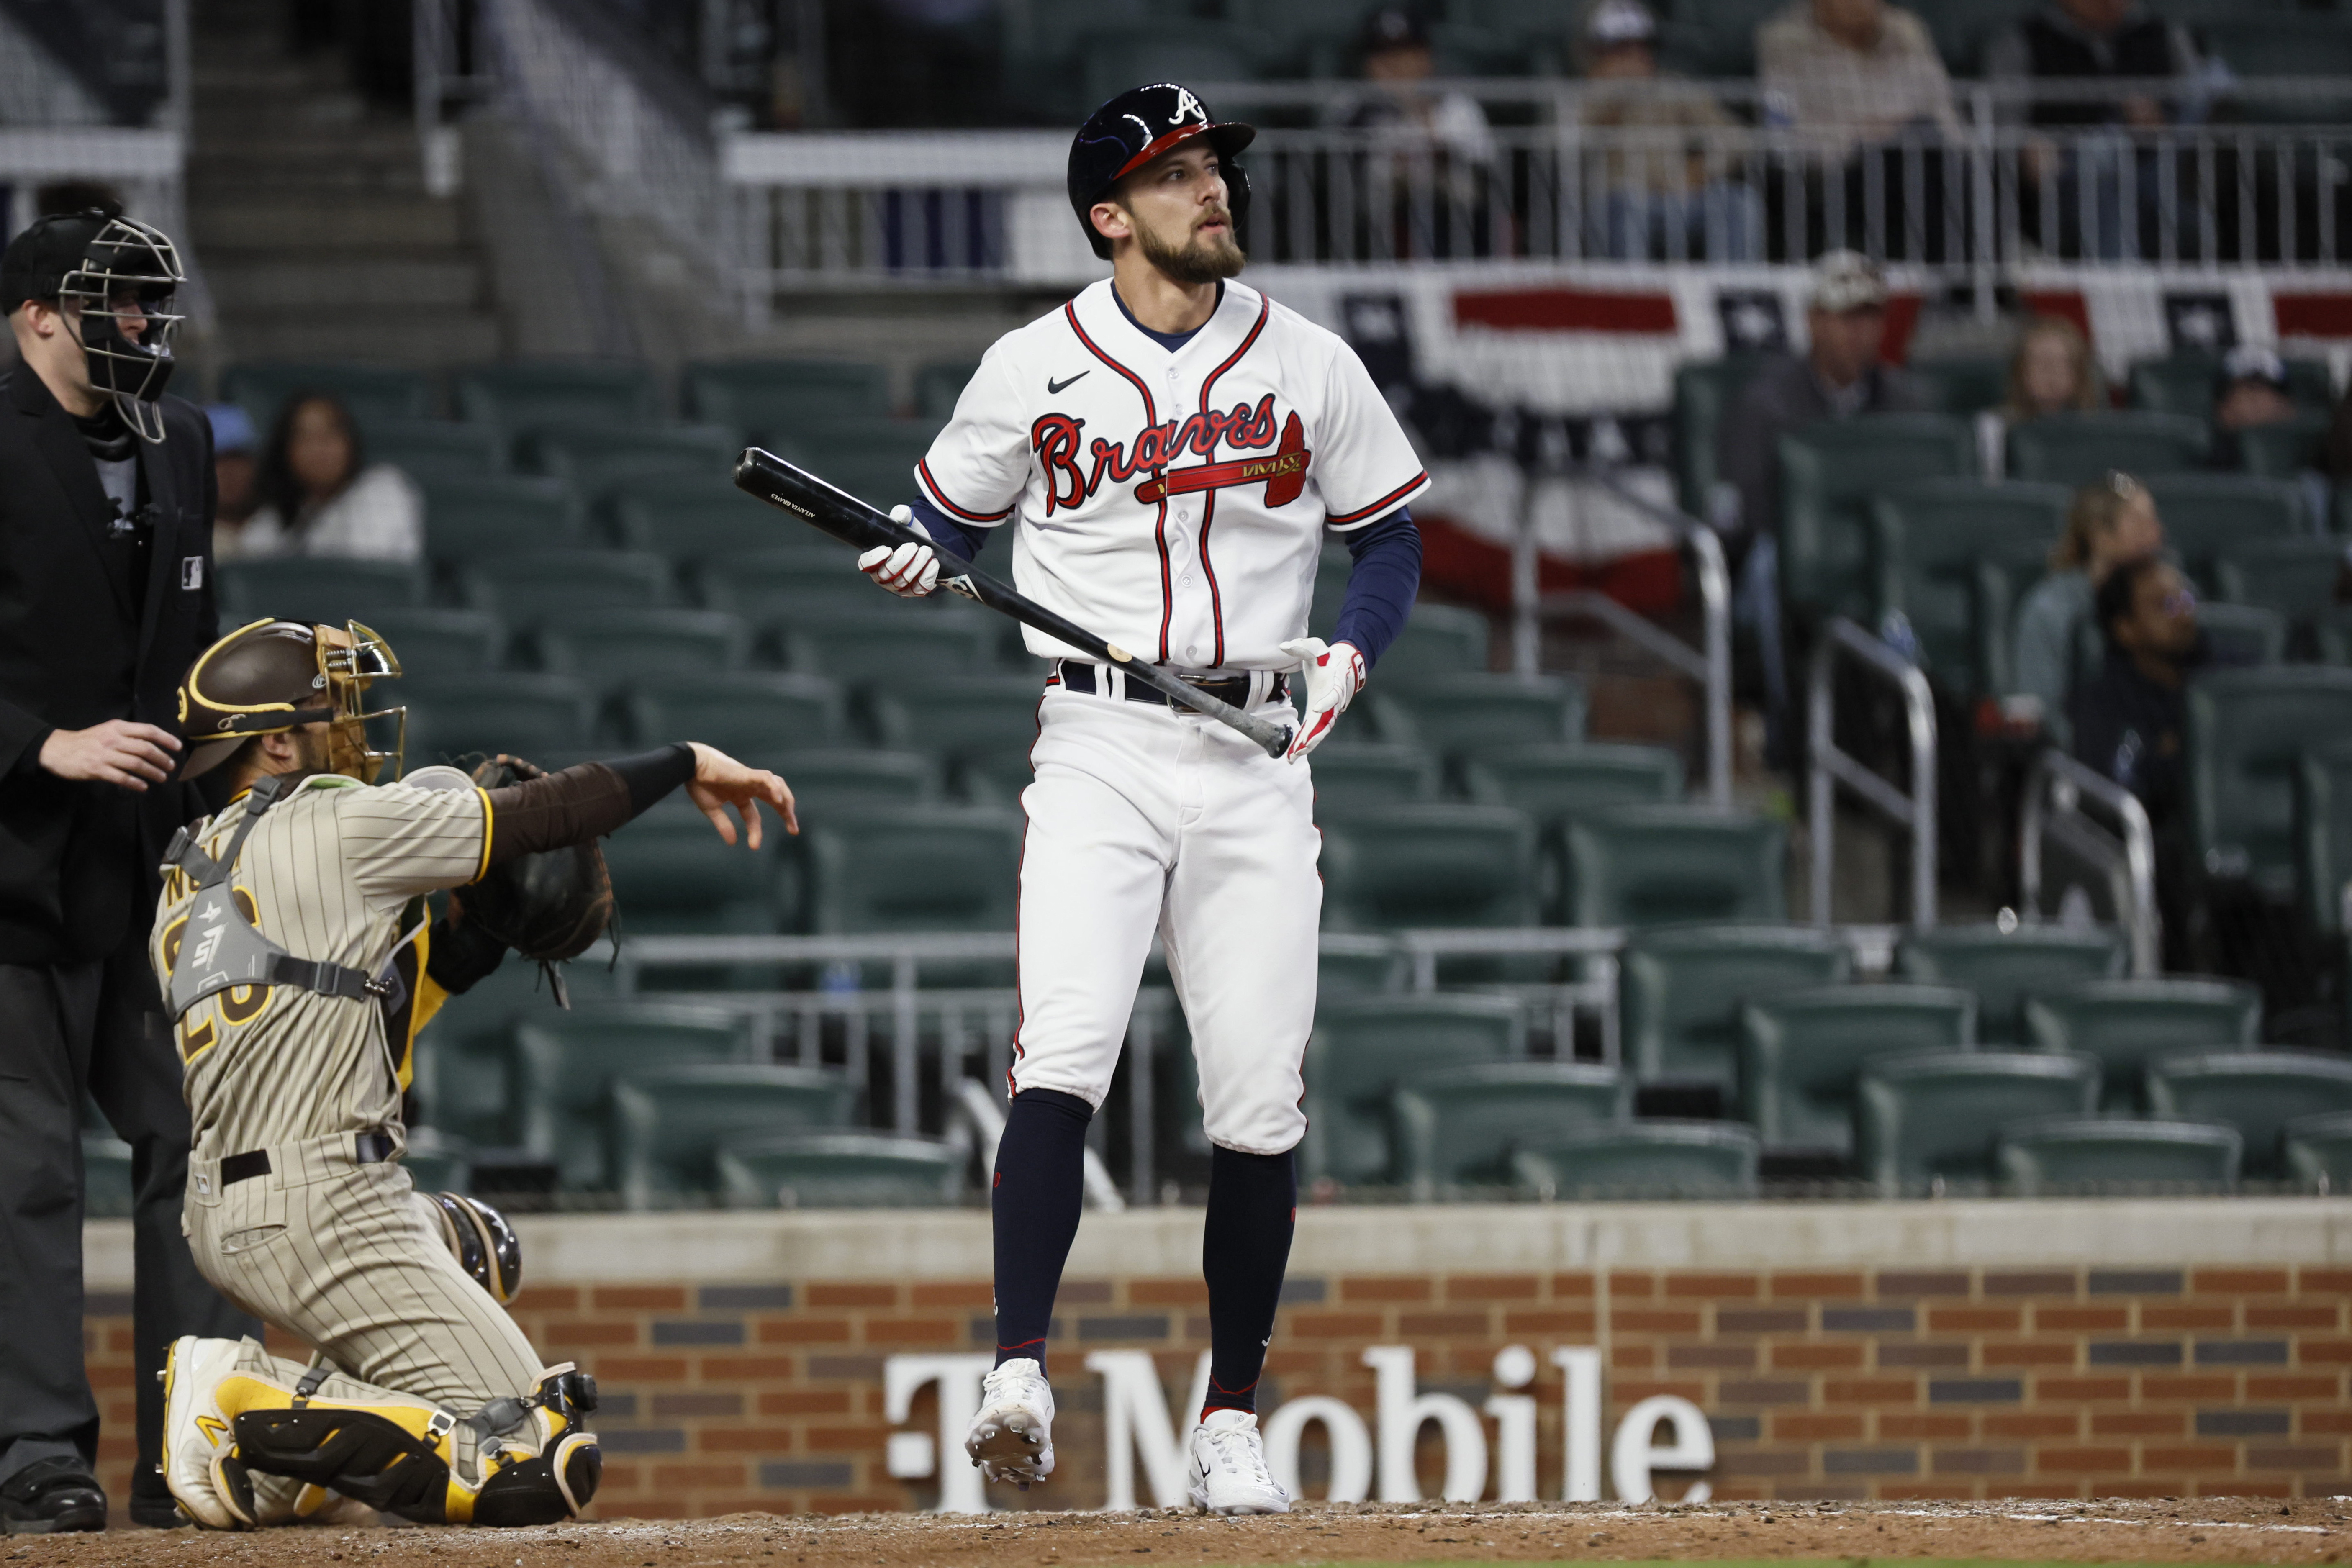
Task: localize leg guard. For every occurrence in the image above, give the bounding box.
[468,1433,601,1527]
[229,1406,455,1522]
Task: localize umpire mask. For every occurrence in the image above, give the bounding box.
[177,619,406,785]
[54,215,186,443]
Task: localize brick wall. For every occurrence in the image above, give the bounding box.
[85,1262,2352,1515]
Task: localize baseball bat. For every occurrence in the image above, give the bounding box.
[732,447,1297,759]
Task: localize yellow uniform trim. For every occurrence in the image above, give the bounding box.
[471,788,495,883]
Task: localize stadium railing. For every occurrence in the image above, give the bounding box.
[1808,617,1939,931]
[2018,747,2162,977]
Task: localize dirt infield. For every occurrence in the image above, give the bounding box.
[22,1498,2352,1568]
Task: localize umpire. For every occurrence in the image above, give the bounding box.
[0,209,258,1532]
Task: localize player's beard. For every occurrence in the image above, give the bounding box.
[1138,208,1245,285]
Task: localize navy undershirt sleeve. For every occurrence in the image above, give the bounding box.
[906,494,994,562]
[1330,507,1422,669]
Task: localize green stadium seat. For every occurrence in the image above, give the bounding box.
[2235,412,2332,479]
[871,676,1043,798]
[2142,474,2307,579]
[1390,1062,1629,1191]
[626,672,847,755]
[401,1126,475,1195]
[2007,412,2208,487]
[2202,18,2352,119]
[1509,1120,1762,1199]
[1856,1050,2101,1193]
[1318,804,1538,930]
[1673,354,1773,519]
[1461,743,1684,833]
[222,362,430,437]
[462,550,674,630]
[402,673,600,764]
[2199,602,2290,667]
[766,749,939,821]
[1869,479,2070,695]
[456,361,659,434]
[1299,994,1524,1186]
[1739,984,1978,1156]
[683,359,894,438]
[1371,674,1586,758]
[2317,606,2352,668]
[539,608,749,688]
[368,418,503,482]
[915,360,981,423]
[603,797,795,934]
[2212,538,2344,622]
[803,806,1022,933]
[2282,1109,2352,1192]
[2129,353,2333,418]
[1308,744,1440,819]
[698,548,877,630]
[2187,667,2352,895]
[1908,354,2009,417]
[2145,1050,2352,1176]
[780,610,999,691]
[1777,414,1975,619]
[82,1134,135,1219]
[1892,924,2126,1044]
[218,558,425,625]
[1621,923,1851,1094]
[611,481,796,562]
[2296,745,2352,937]
[718,1132,965,1208]
[515,1003,756,1188]
[1995,1115,2242,1195]
[518,422,739,499]
[1079,28,1266,115]
[411,1030,517,1150]
[1310,545,1353,634]
[2020,977,2262,1109]
[786,418,935,511]
[611,1063,859,1207]
[364,608,503,683]
[1377,604,1492,683]
[418,475,579,567]
[1565,805,1787,927]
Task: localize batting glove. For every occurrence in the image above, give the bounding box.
[858,506,940,597]
[1279,636,1365,763]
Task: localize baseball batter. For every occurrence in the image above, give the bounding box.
[146,618,793,1529]
[857,82,1425,1514]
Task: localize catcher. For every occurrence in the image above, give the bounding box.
[145,617,794,1529]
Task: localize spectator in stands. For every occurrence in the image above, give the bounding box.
[1339,7,1497,257]
[1716,250,1927,760]
[205,404,259,534]
[1757,0,1959,159]
[1998,314,2103,425]
[2011,471,2162,731]
[226,391,422,562]
[2210,344,2298,468]
[1576,0,1756,262]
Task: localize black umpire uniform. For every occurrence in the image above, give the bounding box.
[0,213,257,1530]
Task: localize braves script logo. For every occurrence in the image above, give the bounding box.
[1031,395,1310,514]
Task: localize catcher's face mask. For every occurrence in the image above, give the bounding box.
[57,216,185,444]
[177,618,406,783]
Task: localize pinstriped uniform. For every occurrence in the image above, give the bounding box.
[147,774,551,1490]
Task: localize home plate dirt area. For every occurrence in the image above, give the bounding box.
[20,1499,2352,1568]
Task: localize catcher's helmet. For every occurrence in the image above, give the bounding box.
[176,618,405,783]
[1068,82,1255,261]
[0,210,186,443]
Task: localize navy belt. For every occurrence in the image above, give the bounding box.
[1053,662,1284,709]
[221,1129,397,1187]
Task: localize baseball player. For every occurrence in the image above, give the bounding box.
[857,82,1425,1514]
[146,618,794,1529]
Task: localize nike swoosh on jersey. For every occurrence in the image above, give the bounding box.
[1046,371,1090,395]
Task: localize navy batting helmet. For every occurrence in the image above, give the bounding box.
[1068,82,1255,262]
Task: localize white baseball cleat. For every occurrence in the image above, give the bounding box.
[160,1337,255,1530]
[1187,1409,1291,1515]
[964,1358,1055,1488]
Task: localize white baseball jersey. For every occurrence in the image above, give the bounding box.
[916,277,1429,672]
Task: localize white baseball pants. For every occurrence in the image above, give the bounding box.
[1012,668,1320,1156]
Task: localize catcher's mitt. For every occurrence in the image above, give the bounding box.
[453,755,615,1003]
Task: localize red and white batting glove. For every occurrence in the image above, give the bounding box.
[858,506,939,597]
[1279,636,1365,763]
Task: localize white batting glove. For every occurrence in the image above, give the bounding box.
[858,506,939,597]
[1279,636,1365,763]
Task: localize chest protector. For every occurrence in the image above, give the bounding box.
[161,774,400,1019]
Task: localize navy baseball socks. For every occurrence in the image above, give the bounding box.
[989,1088,1094,1370]
[1201,1145,1297,1419]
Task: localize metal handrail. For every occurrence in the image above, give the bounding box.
[1808,618,1938,929]
[2018,748,2161,977]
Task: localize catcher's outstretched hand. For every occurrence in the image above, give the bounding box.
[685,742,797,848]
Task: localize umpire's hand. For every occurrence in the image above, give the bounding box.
[39,719,183,791]
[684,742,798,848]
